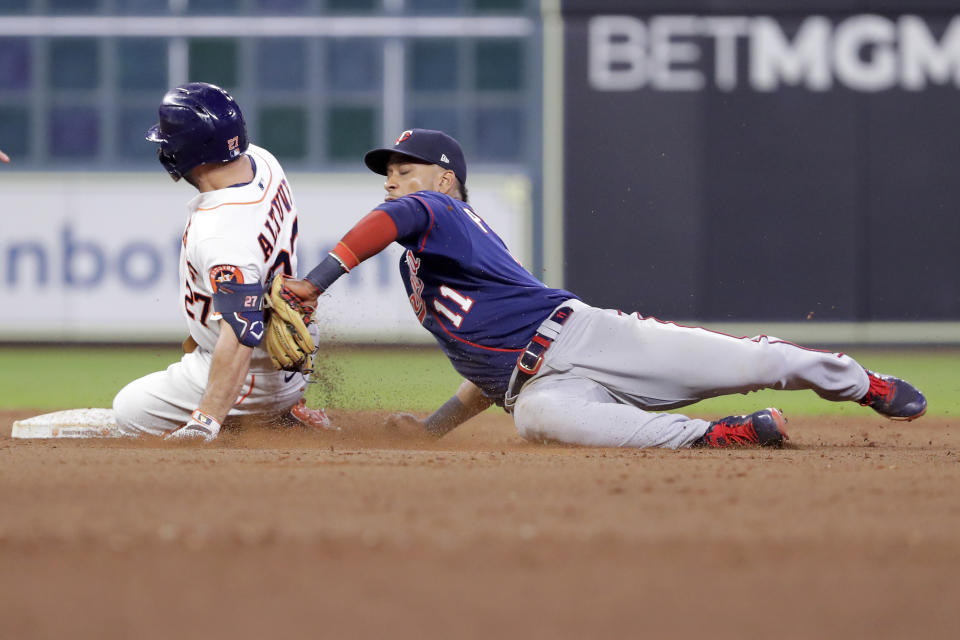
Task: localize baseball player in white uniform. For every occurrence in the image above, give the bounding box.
[112,82,332,441]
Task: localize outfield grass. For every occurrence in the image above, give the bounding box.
[1,346,185,411]
[0,345,462,412]
[0,345,955,417]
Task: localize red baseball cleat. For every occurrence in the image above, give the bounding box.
[858,370,927,421]
[693,407,788,448]
[288,398,338,431]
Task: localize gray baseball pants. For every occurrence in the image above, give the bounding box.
[509,299,870,449]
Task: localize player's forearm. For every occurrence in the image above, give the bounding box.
[304,209,398,295]
[197,322,254,423]
[423,380,494,437]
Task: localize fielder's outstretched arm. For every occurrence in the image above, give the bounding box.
[423,379,494,437]
[386,379,494,438]
[283,209,400,304]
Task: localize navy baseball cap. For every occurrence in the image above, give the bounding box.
[364,128,467,185]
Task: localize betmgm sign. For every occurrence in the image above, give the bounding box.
[562,9,960,324]
[589,14,960,92]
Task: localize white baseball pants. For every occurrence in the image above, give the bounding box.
[112,347,309,437]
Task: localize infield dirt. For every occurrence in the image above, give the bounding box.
[2,408,958,639]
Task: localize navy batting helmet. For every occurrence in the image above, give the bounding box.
[146,82,248,181]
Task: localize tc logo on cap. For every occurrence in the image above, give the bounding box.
[395,130,413,145]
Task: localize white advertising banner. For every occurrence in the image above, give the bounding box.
[0,172,532,343]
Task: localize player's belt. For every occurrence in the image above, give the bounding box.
[508,306,575,399]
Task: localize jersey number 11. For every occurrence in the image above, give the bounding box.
[434,285,474,329]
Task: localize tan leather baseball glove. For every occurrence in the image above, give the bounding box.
[263,275,316,373]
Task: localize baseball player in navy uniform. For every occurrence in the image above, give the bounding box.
[282,128,926,449]
[112,82,333,441]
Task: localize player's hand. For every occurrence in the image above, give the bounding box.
[0,149,10,163]
[384,412,437,438]
[281,278,321,307]
[163,410,221,442]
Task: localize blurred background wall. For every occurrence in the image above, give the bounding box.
[560,0,960,343]
[1,0,958,344]
[0,0,540,342]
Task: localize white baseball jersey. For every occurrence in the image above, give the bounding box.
[114,144,311,436]
[180,143,299,371]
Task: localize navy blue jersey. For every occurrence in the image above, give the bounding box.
[377,191,577,404]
